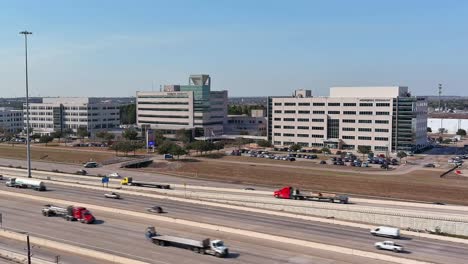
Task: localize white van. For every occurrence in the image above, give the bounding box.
[370,226,400,238]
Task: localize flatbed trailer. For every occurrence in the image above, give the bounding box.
[274,186,349,204]
[121,177,170,189]
[145,227,228,257]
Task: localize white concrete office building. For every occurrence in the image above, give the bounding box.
[268,87,428,153]
[136,75,228,138]
[0,107,24,133]
[24,97,120,135]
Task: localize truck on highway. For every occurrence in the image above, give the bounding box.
[5,178,47,191]
[274,186,349,204]
[370,226,400,238]
[120,177,170,189]
[145,227,229,257]
[41,204,95,224]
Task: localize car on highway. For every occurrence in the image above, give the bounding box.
[83,162,99,168]
[374,241,404,253]
[76,169,87,175]
[371,226,400,238]
[104,192,121,199]
[108,172,121,178]
[319,160,327,164]
[244,187,255,191]
[147,206,164,214]
[423,163,436,168]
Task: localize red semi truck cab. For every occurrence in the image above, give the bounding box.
[273,186,293,199]
[72,207,95,224]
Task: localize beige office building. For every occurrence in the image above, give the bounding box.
[268,86,427,153]
[136,75,228,138]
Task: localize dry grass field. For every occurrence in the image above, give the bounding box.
[0,144,115,164]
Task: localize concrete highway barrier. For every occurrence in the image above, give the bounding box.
[0,229,149,264]
[0,247,55,264]
[0,189,436,264]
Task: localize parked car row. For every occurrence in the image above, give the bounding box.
[73,142,108,147]
[242,151,297,161]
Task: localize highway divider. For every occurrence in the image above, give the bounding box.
[0,189,434,264]
[0,228,149,264]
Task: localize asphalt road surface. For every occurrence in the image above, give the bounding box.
[0,183,466,264]
[0,190,394,264]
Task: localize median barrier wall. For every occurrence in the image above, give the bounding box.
[0,190,434,264]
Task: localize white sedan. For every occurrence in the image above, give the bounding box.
[374,241,404,253]
[104,192,121,199]
[108,172,121,178]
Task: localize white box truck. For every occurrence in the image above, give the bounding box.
[370,226,400,238]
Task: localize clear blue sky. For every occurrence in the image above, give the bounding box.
[1,0,467,97]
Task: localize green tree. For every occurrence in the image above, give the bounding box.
[357,145,371,159]
[175,129,193,144]
[119,104,136,125]
[456,129,467,137]
[155,130,166,145]
[427,127,432,133]
[320,147,330,154]
[438,128,447,134]
[257,140,272,148]
[396,151,407,162]
[96,131,115,144]
[189,141,210,155]
[289,144,302,152]
[169,144,188,159]
[31,133,41,140]
[110,141,140,156]
[213,141,225,152]
[77,127,89,140]
[122,128,138,141]
[39,135,54,146]
[157,141,176,154]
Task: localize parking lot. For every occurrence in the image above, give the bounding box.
[230,148,399,170]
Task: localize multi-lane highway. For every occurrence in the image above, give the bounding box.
[0,182,467,264]
[0,191,391,264]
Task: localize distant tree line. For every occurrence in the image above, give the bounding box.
[428,99,468,110]
[228,104,265,115]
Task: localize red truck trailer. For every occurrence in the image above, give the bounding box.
[274,186,349,204]
[41,204,95,224]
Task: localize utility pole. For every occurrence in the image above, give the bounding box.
[20,30,32,178]
[26,234,31,264]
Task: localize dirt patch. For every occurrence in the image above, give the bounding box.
[140,157,468,205]
[0,144,115,164]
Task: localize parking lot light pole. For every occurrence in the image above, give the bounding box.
[20,30,32,178]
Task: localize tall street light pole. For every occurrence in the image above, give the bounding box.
[20,30,32,178]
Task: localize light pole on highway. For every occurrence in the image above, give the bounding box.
[20,30,32,178]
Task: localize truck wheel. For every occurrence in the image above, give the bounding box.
[215,252,221,258]
[192,247,199,253]
[158,241,165,246]
[393,248,399,253]
[376,246,381,250]
[42,211,47,216]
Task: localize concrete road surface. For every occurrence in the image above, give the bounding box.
[0,193,391,264]
[0,183,467,264]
